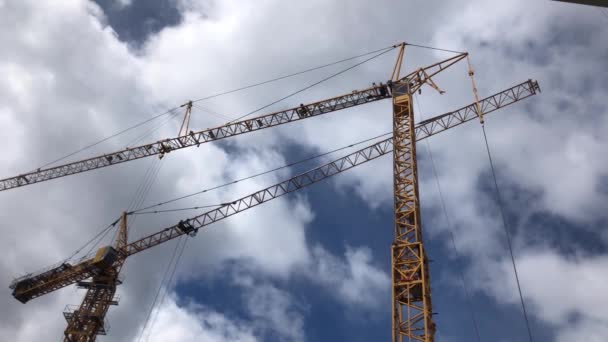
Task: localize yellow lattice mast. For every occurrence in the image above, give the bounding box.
[389,43,434,341]
[388,44,494,341]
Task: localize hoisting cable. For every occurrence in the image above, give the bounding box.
[83,221,117,259]
[64,217,121,262]
[135,160,165,211]
[467,56,534,342]
[224,46,397,123]
[127,159,162,210]
[191,103,235,123]
[126,109,183,148]
[481,125,534,342]
[120,158,166,239]
[405,43,465,55]
[30,41,456,174]
[33,106,181,171]
[29,45,395,173]
[143,236,189,342]
[126,100,193,221]
[135,235,185,342]
[111,150,166,243]
[128,131,393,214]
[414,97,481,342]
[191,45,397,104]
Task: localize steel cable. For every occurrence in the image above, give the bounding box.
[481,124,534,342]
[224,47,396,124]
[135,236,184,342]
[191,45,397,104]
[128,131,393,214]
[34,107,180,170]
[415,96,482,341]
[30,45,396,173]
[143,236,189,342]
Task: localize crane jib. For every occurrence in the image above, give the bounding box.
[0,54,487,193]
[0,85,391,192]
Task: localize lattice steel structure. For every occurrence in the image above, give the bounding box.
[0,86,391,192]
[391,80,434,341]
[7,44,541,341]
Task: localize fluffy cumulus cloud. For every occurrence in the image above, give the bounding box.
[422,1,608,340]
[1,0,607,341]
[309,246,389,309]
[478,248,608,341]
[146,280,304,342]
[0,1,392,340]
[146,297,257,342]
[431,0,608,223]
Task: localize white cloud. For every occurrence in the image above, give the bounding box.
[145,278,305,342]
[308,246,389,309]
[1,0,607,341]
[430,0,608,222]
[420,3,608,339]
[0,3,392,339]
[242,281,306,342]
[146,295,258,342]
[476,248,608,341]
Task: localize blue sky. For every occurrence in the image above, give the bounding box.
[0,1,607,341]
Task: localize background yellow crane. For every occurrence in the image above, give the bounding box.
[7,44,540,341]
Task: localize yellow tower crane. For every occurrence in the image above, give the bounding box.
[6,44,541,341]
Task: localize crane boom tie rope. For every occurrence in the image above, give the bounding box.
[224,46,396,123]
[467,56,534,342]
[128,131,393,214]
[414,97,482,342]
[481,125,535,342]
[30,44,397,172]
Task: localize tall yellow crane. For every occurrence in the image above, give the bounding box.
[7,44,540,341]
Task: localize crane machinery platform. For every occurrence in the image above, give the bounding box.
[6,42,540,341]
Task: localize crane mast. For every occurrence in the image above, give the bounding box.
[6,44,541,341]
[389,44,431,341]
[63,211,128,341]
[391,79,434,341]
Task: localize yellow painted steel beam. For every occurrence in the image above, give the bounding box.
[391,82,434,342]
[0,86,390,192]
